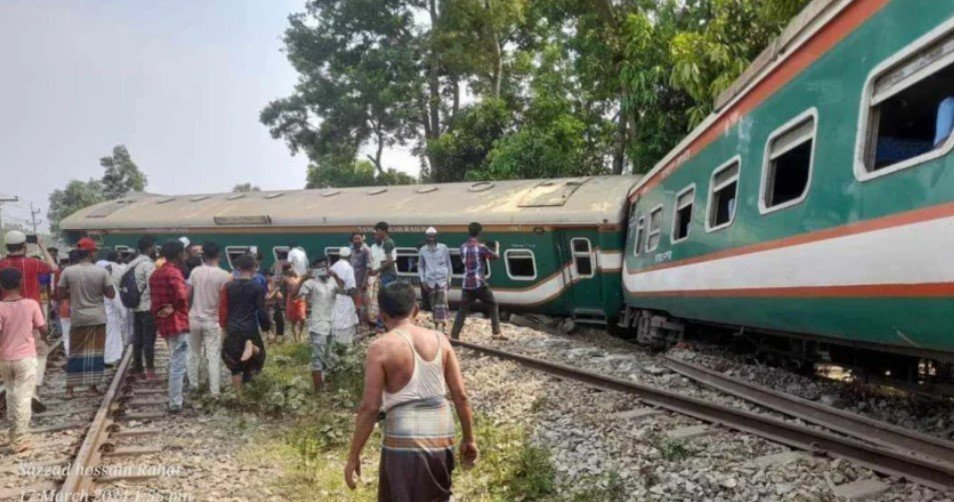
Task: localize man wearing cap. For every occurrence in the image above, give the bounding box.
[418,227,452,333]
[332,247,359,345]
[56,238,115,397]
[0,230,58,396]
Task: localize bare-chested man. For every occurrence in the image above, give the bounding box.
[345,282,478,500]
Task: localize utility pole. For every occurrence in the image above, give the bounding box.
[30,202,41,234]
[0,195,20,249]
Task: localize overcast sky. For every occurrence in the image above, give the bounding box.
[0,0,416,232]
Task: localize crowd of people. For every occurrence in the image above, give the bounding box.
[0,220,500,499]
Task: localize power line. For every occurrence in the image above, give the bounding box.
[30,203,41,234]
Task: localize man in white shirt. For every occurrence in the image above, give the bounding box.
[331,247,359,345]
[418,227,452,332]
[95,251,127,366]
[186,242,232,397]
[287,243,309,278]
[296,258,342,392]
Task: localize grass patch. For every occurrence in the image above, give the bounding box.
[657,438,690,461]
[228,340,558,501]
[454,417,556,501]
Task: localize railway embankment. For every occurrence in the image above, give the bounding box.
[455,317,954,500]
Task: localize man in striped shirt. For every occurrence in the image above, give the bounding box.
[450,222,504,341]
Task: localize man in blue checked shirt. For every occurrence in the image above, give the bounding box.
[450,222,506,341]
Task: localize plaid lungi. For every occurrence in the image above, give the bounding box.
[380,397,455,501]
[428,285,449,323]
[66,324,106,388]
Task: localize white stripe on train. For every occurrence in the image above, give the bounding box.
[622,214,954,294]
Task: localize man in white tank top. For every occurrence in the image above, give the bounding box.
[345,282,478,501]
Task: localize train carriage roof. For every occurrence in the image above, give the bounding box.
[61,175,641,231]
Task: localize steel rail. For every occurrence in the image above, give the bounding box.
[58,347,133,498]
[662,355,954,465]
[451,339,954,490]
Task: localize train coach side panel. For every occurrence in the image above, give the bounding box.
[623,0,954,354]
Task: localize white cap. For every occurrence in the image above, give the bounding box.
[4,230,26,245]
[425,226,437,235]
[339,246,352,258]
[178,236,190,247]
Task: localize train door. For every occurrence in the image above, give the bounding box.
[555,231,602,323]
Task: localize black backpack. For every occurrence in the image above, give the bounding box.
[119,262,145,309]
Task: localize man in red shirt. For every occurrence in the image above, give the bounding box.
[0,231,57,303]
[149,240,190,413]
[0,230,58,399]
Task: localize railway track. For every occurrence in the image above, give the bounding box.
[451,339,954,491]
[1,339,172,501]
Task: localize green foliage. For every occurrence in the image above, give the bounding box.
[307,158,416,188]
[657,438,690,461]
[47,179,106,233]
[232,183,261,192]
[48,145,147,233]
[100,145,147,199]
[426,99,511,182]
[669,0,811,126]
[452,417,557,501]
[267,0,812,180]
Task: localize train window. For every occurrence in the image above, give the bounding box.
[395,248,420,277]
[761,110,816,213]
[115,245,135,262]
[570,238,594,278]
[671,186,695,243]
[633,216,646,256]
[224,246,252,270]
[857,29,954,178]
[505,249,537,281]
[707,158,740,231]
[324,247,341,265]
[273,246,289,263]
[448,249,492,279]
[646,205,663,252]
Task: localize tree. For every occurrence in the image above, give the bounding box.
[100,145,147,199]
[47,145,148,233]
[261,0,422,178]
[265,0,813,180]
[307,158,415,188]
[426,99,511,182]
[669,0,811,126]
[232,183,262,192]
[47,179,106,233]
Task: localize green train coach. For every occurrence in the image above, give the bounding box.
[620,0,954,369]
[61,176,639,324]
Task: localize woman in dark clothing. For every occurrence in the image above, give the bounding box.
[218,254,270,390]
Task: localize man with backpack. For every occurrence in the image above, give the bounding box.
[121,236,158,379]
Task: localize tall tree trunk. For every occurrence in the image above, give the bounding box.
[484,0,503,100]
[613,88,629,175]
[426,0,443,181]
[491,39,503,99]
[366,124,386,175]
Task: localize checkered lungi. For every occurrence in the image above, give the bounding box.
[428,285,449,323]
[380,396,456,501]
[66,324,106,387]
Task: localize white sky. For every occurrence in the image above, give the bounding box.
[0,0,418,232]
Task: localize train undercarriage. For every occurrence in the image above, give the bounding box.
[617,307,954,393]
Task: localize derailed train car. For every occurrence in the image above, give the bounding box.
[619,0,954,370]
[61,176,639,324]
